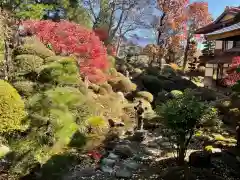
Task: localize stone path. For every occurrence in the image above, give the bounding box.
[62,125,240,180]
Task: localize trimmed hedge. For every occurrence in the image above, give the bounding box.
[14,37,55,59]
[38,58,80,86]
[136,91,154,103]
[14,54,44,74]
[0,80,27,133]
[13,81,36,97]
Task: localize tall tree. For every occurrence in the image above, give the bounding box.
[182,2,212,70]
[156,0,188,46]
[85,0,154,45]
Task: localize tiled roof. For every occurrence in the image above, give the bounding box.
[206,22,240,36]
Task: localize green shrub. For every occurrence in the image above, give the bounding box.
[170,90,183,98]
[44,55,75,64]
[98,87,108,95]
[0,80,27,134]
[136,91,154,103]
[100,83,113,93]
[109,68,118,77]
[110,78,137,93]
[10,87,89,177]
[156,89,219,165]
[89,83,100,93]
[162,65,177,77]
[14,54,44,74]
[141,75,163,95]
[13,81,36,97]
[108,56,116,68]
[14,37,55,59]
[38,58,80,86]
[86,116,108,134]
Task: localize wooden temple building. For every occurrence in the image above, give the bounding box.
[196,6,240,87]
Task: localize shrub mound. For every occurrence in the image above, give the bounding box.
[13,81,36,97]
[109,78,137,93]
[14,54,44,75]
[38,58,80,86]
[170,90,183,98]
[136,91,154,103]
[0,80,26,133]
[14,36,55,59]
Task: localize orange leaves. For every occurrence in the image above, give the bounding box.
[143,44,165,57]
[188,2,212,29]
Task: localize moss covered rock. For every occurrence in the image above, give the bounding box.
[14,54,44,74]
[0,80,27,133]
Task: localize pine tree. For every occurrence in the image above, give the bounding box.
[202,40,215,56]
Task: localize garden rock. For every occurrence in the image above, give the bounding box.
[115,168,132,178]
[123,160,140,170]
[189,151,211,168]
[107,152,119,160]
[114,145,134,159]
[131,130,147,142]
[73,167,97,177]
[101,158,116,167]
[100,166,114,174]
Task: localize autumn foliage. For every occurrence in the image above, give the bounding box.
[21,20,109,83]
[223,57,240,86]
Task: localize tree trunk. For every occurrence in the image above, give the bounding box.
[183,36,191,71]
[116,37,122,57]
[3,40,8,80]
[178,146,185,165]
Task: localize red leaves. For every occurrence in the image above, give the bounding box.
[87,150,102,161]
[22,20,109,83]
[223,56,240,86]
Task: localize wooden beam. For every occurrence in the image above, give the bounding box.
[206,29,240,40]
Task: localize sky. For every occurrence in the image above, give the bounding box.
[132,0,240,46]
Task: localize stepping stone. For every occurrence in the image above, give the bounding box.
[101,158,116,167]
[115,168,132,178]
[123,160,140,170]
[100,166,114,174]
[114,145,134,159]
[107,152,119,160]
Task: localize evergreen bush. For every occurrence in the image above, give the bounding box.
[14,54,44,74]
[0,80,27,134]
[136,91,154,103]
[13,81,36,97]
[14,37,55,59]
[38,58,80,86]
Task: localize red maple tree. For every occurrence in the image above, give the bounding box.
[223,57,240,86]
[22,20,110,83]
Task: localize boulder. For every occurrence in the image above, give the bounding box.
[189,151,211,168]
[114,145,134,159]
[115,168,132,178]
[131,130,147,142]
